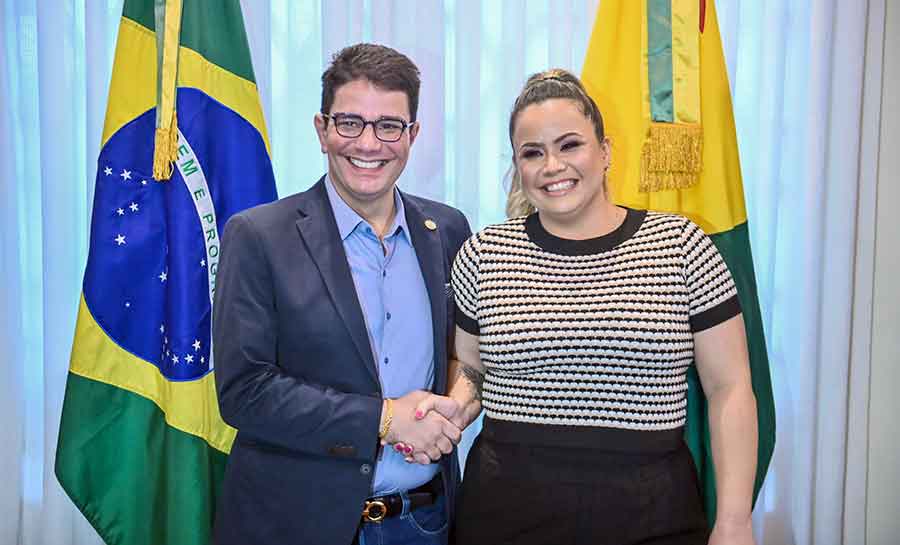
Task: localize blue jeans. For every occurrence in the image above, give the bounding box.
[357,493,448,545]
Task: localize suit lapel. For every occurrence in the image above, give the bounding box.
[402,193,449,394]
[294,178,379,384]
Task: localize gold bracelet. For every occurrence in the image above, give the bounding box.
[378,398,393,440]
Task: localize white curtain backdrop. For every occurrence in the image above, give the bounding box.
[0,1,884,544]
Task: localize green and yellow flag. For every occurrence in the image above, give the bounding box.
[55,1,276,543]
[582,0,775,522]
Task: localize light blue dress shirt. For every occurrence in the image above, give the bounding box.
[324,176,439,495]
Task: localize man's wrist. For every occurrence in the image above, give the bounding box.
[379,398,394,440]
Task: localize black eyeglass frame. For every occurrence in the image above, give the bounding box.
[322,112,415,143]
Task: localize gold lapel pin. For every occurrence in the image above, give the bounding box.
[424,219,437,231]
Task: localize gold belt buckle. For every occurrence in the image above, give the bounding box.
[362,499,387,523]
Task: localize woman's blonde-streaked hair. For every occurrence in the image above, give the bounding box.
[504,68,606,218]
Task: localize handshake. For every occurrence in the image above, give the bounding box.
[380,389,469,465]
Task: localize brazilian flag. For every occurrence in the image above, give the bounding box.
[55,1,276,544]
[581,0,776,524]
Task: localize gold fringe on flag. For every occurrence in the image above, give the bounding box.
[153,109,178,181]
[639,122,703,192]
[152,0,183,181]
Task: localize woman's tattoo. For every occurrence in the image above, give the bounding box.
[459,364,485,401]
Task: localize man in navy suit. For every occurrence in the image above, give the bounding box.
[211,43,471,545]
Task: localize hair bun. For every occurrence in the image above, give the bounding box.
[525,69,584,91]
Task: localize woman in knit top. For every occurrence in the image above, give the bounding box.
[408,69,758,545]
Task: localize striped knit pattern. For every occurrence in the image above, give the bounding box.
[451,209,739,431]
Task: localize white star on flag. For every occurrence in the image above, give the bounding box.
[172,354,179,364]
[129,202,139,212]
[192,339,201,351]
[104,166,112,176]
[120,169,131,181]
[115,234,126,245]
[200,259,206,267]
[159,324,165,333]
[159,271,168,282]
[185,354,194,364]
[200,356,205,364]
[141,180,148,186]
[116,208,125,216]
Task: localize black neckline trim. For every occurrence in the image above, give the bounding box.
[524,208,647,256]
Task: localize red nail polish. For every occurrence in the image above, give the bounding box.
[415,410,424,419]
[394,444,403,452]
[404,446,413,454]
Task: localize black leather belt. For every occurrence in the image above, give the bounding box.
[361,475,443,523]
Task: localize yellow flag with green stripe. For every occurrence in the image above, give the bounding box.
[582,0,775,523]
[55,1,276,543]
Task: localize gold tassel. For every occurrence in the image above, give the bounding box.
[152,0,183,181]
[639,122,703,192]
[152,109,178,181]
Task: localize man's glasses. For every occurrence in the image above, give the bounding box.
[323,113,414,143]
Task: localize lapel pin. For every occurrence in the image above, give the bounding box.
[424,219,437,231]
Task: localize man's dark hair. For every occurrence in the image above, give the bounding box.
[321,43,421,121]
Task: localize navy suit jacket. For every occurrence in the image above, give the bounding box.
[211,177,471,545]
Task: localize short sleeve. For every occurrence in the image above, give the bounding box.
[680,219,741,332]
[450,234,481,335]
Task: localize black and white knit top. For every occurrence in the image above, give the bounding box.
[451,208,740,437]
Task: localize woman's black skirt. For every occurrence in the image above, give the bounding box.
[455,418,709,545]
